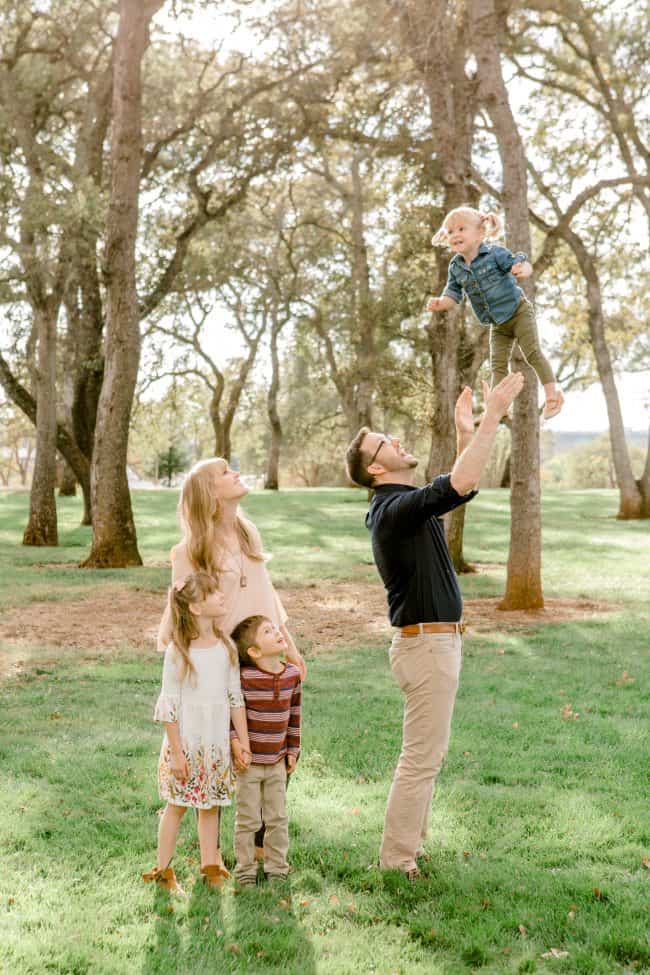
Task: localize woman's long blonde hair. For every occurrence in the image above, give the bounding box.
[431,206,504,247]
[169,571,236,679]
[178,458,263,581]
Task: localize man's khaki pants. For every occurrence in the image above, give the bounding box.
[235,761,289,883]
[379,630,462,873]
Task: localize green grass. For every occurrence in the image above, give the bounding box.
[1,488,649,974]
[0,487,648,608]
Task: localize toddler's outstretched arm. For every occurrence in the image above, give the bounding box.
[511,260,533,279]
[427,295,457,313]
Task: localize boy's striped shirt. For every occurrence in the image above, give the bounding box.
[232,662,301,765]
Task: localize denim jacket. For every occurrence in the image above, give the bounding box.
[443,243,528,325]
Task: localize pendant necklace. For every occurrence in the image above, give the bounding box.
[234,544,247,588]
[224,535,247,588]
[239,548,247,589]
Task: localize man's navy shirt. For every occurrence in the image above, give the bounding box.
[366,475,477,627]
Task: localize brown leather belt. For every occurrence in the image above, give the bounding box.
[399,622,465,637]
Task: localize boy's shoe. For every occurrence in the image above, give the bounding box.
[142,865,184,895]
[543,389,564,420]
[265,872,290,885]
[405,867,421,883]
[200,864,230,890]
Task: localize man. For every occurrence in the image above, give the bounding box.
[345,373,524,879]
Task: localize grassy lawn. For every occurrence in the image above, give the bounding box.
[1,488,649,974]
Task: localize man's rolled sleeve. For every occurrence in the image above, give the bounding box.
[380,475,477,531]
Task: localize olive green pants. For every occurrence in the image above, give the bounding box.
[490,298,556,387]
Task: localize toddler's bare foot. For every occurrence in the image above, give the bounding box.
[543,389,564,420]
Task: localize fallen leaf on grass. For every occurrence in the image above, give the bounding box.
[512,722,519,729]
[299,899,310,907]
[347,903,357,914]
[328,894,339,906]
[49,712,61,720]
[518,924,527,938]
[495,647,506,655]
[278,898,290,909]
[541,948,569,959]
[593,887,609,902]
[256,952,266,959]
[616,671,635,685]
[227,943,240,954]
[481,899,489,911]
[642,857,650,870]
[560,703,579,720]
[349,807,361,816]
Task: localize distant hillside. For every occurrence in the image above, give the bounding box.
[544,430,647,458]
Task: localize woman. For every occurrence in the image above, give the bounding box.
[157,457,305,677]
[156,457,306,870]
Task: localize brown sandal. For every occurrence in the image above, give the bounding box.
[200,864,230,889]
[142,865,184,894]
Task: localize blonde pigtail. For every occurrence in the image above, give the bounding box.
[479,211,504,240]
[431,223,451,247]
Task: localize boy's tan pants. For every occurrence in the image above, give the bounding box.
[235,761,289,883]
[490,297,556,387]
[379,630,462,873]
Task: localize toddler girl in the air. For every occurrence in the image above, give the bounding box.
[427,206,563,419]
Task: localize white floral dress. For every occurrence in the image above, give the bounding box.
[154,641,244,809]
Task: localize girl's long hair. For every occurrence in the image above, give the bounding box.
[169,571,236,679]
[431,206,504,247]
[178,458,264,580]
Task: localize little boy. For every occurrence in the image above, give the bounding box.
[230,614,302,885]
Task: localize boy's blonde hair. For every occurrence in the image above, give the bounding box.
[169,570,236,679]
[431,206,504,248]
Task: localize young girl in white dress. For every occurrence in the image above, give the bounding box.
[142,571,251,893]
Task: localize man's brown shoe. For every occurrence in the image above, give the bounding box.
[142,865,184,894]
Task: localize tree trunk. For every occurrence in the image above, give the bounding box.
[471,0,544,609]
[265,320,282,490]
[59,460,77,496]
[500,451,511,488]
[0,350,92,523]
[350,151,375,431]
[23,306,59,546]
[396,0,486,572]
[637,424,650,517]
[562,228,644,519]
[82,0,155,568]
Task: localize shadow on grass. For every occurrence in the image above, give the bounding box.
[139,877,317,975]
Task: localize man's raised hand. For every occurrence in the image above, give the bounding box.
[454,386,475,436]
[483,373,524,420]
